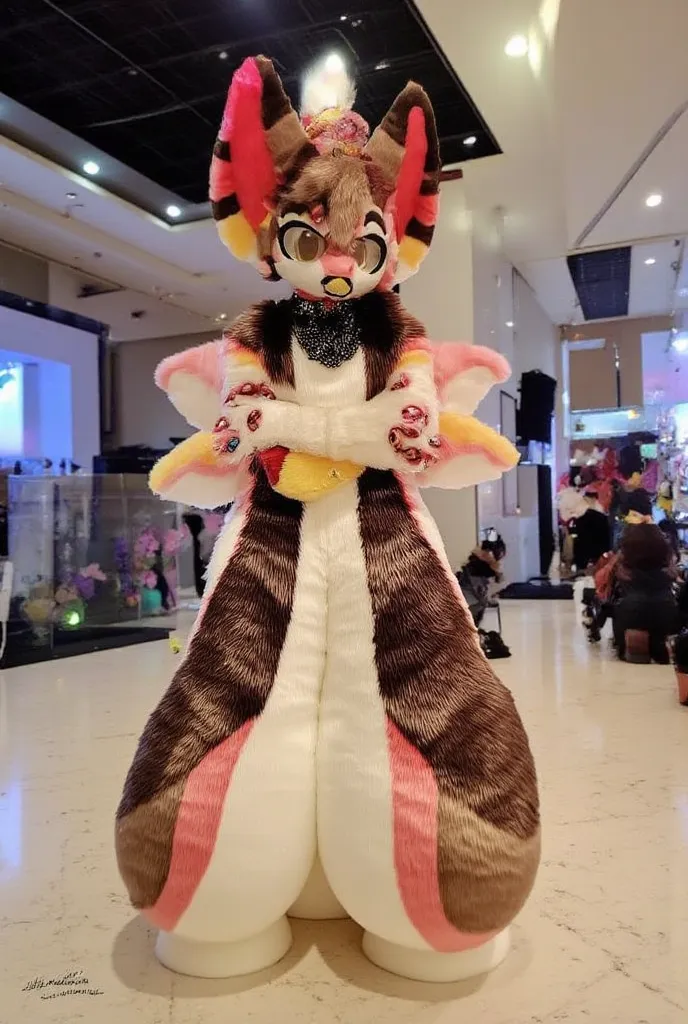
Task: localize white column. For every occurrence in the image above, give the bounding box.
[402,180,478,569]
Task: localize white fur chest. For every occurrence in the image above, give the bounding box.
[291,335,367,409]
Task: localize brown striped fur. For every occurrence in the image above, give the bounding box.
[355,292,425,399]
[229,301,296,387]
[225,292,423,400]
[357,469,540,932]
[116,472,303,909]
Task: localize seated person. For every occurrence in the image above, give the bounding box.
[459,533,505,627]
[612,523,680,663]
[582,551,618,643]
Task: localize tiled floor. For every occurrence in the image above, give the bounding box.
[1,600,686,1022]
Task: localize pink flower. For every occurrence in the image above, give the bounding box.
[79,562,107,581]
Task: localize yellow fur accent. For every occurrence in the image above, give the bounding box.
[397,349,432,370]
[149,432,215,494]
[229,348,263,369]
[398,234,427,272]
[439,412,519,468]
[217,211,258,261]
[273,452,363,502]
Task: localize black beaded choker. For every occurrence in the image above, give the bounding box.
[291,294,362,369]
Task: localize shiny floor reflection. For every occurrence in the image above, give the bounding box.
[0,601,686,1022]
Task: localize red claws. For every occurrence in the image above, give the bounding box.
[389,423,440,469]
[246,409,262,432]
[225,382,276,404]
[390,373,410,391]
[401,405,428,426]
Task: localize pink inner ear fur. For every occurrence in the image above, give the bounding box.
[432,343,510,393]
[394,106,427,240]
[225,57,276,230]
[155,340,225,394]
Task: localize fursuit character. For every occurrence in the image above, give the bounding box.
[116,56,540,982]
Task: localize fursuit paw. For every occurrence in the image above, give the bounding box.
[382,371,441,472]
[213,381,278,460]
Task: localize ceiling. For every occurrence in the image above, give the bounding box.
[1,0,498,216]
[1,0,687,339]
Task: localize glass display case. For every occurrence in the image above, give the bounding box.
[2,474,185,668]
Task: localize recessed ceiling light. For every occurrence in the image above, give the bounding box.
[644,257,656,265]
[325,53,345,73]
[65,191,77,199]
[218,50,228,60]
[217,313,228,321]
[82,160,100,176]
[339,13,348,20]
[463,135,477,147]
[645,193,662,208]
[505,320,514,328]
[166,204,182,219]
[375,60,390,71]
[505,34,529,58]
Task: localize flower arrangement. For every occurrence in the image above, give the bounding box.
[130,524,190,614]
[22,562,108,632]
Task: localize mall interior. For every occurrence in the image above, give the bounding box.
[1,0,687,1020]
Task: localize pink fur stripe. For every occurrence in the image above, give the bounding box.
[209,150,235,203]
[432,343,510,393]
[155,340,225,394]
[226,57,276,229]
[147,720,254,932]
[395,106,427,239]
[154,456,241,493]
[386,720,498,952]
[414,192,440,227]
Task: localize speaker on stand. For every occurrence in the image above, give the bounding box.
[516,371,557,582]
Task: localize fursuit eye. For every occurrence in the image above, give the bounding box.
[352,235,386,274]
[280,224,326,262]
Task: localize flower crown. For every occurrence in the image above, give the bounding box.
[302,107,370,157]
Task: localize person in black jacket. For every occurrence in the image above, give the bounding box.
[612,523,680,662]
[573,491,611,572]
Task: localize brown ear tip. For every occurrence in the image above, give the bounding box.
[255,54,276,73]
[403,80,430,99]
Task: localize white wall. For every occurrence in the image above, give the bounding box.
[0,306,100,468]
[113,331,217,448]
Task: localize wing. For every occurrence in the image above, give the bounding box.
[415,343,517,489]
[419,411,519,489]
[149,433,250,509]
[155,337,267,431]
[432,342,510,415]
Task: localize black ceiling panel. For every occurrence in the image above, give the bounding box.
[567,247,632,321]
[0,0,500,208]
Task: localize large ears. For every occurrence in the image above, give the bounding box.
[364,82,441,282]
[210,55,316,263]
[155,341,226,431]
[149,433,249,508]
